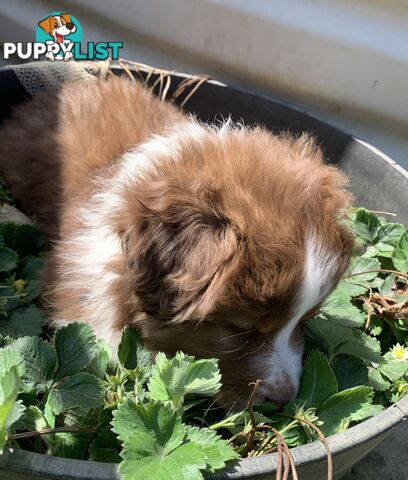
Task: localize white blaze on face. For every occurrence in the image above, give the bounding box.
[259,236,338,402]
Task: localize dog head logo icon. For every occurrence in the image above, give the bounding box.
[2,12,122,62]
[36,12,82,61]
[38,13,77,43]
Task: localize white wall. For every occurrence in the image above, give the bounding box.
[1,0,407,168]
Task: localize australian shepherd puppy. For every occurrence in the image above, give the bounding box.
[0,76,353,408]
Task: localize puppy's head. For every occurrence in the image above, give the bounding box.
[38,14,76,39]
[115,121,353,409]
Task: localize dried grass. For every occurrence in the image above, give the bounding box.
[106,58,211,106]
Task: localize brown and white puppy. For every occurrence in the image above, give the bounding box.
[0,77,353,408]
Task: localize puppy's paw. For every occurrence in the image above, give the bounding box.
[64,51,74,62]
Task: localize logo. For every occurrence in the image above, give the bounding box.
[3,12,123,62]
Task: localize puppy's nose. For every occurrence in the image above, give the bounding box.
[66,23,75,30]
[261,384,296,407]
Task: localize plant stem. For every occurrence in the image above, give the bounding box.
[342,269,408,280]
[252,420,298,456]
[8,426,96,441]
[242,379,262,457]
[274,432,283,480]
[275,413,332,480]
[271,427,298,480]
[368,210,397,217]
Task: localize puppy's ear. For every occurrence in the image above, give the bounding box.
[119,184,243,322]
[38,16,54,35]
[61,13,72,24]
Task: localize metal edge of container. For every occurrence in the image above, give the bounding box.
[0,396,406,480]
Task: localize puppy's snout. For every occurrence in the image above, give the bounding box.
[66,23,75,30]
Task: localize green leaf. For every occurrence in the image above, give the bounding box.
[210,410,271,435]
[333,279,367,299]
[345,256,381,283]
[0,306,43,338]
[368,277,384,290]
[19,256,43,301]
[13,336,57,391]
[352,209,405,256]
[352,209,382,244]
[340,331,383,363]
[379,275,397,297]
[0,365,21,452]
[0,223,43,257]
[118,326,151,374]
[0,347,24,377]
[12,405,48,432]
[349,403,384,422]
[112,401,185,446]
[392,232,408,272]
[333,357,369,391]
[113,402,237,480]
[53,322,98,380]
[6,400,26,430]
[51,431,92,459]
[379,353,408,382]
[0,336,14,349]
[306,315,349,359]
[363,243,395,259]
[148,352,221,412]
[43,397,55,429]
[367,315,383,337]
[87,339,112,380]
[89,424,121,463]
[318,386,374,436]
[368,368,391,391]
[120,435,204,480]
[376,223,406,247]
[321,291,365,328]
[47,372,103,419]
[183,426,239,473]
[89,410,121,463]
[112,401,146,442]
[0,286,22,313]
[306,315,383,364]
[297,351,337,409]
[0,247,18,272]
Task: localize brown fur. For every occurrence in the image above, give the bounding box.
[0,76,354,407]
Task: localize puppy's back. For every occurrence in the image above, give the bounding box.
[0,76,184,237]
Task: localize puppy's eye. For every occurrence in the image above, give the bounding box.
[256,320,273,333]
[54,22,59,27]
[256,316,278,334]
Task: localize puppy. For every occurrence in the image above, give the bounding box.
[0,77,353,408]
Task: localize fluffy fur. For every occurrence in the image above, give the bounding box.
[0,77,354,408]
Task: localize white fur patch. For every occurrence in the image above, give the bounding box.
[118,119,206,184]
[259,236,338,402]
